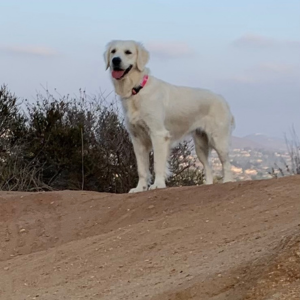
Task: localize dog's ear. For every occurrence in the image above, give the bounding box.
[103,42,112,70]
[136,42,149,72]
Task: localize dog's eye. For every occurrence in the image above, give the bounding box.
[125,50,132,55]
[111,49,116,54]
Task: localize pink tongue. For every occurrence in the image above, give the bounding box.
[112,70,125,79]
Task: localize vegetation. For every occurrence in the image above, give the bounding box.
[0,85,203,193]
[285,126,300,175]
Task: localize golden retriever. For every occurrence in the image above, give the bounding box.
[104,40,235,193]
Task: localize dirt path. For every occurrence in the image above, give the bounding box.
[1,176,300,300]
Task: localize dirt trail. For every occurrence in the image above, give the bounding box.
[0,176,300,300]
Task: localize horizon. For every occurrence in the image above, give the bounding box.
[1,0,299,139]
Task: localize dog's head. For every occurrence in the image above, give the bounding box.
[103,40,149,80]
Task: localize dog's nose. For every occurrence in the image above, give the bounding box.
[112,57,121,66]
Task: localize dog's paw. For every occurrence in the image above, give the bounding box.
[128,186,147,193]
[222,177,234,183]
[149,182,166,190]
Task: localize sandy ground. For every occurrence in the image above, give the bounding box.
[0,176,300,300]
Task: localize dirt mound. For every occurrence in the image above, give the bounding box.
[1,176,300,300]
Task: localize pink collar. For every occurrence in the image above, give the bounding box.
[132,75,149,95]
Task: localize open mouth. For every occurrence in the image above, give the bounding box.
[112,65,132,80]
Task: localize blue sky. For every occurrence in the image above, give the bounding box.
[1,0,299,137]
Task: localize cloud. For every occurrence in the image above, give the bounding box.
[253,63,297,74]
[232,34,300,50]
[145,41,195,59]
[221,62,300,85]
[0,45,59,57]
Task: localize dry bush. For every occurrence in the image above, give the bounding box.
[268,127,300,178]
[23,89,139,192]
[0,146,50,191]
[0,85,36,190]
[167,140,204,187]
[285,126,300,175]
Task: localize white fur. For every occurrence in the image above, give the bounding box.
[104,40,235,193]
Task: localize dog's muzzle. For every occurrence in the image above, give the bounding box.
[111,57,132,80]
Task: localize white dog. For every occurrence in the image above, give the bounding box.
[104,40,235,193]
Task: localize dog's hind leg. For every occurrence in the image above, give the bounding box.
[193,130,213,184]
[210,133,233,183]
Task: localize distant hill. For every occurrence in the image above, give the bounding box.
[231,134,287,152]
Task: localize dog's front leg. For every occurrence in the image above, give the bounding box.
[149,130,171,190]
[129,137,151,193]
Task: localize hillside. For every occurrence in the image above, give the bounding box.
[231,134,287,151]
[1,176,300,300]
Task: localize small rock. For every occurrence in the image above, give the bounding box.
[148,205,155,209]
[19,228,26,233]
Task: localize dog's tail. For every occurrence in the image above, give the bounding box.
[223,99,235,134]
